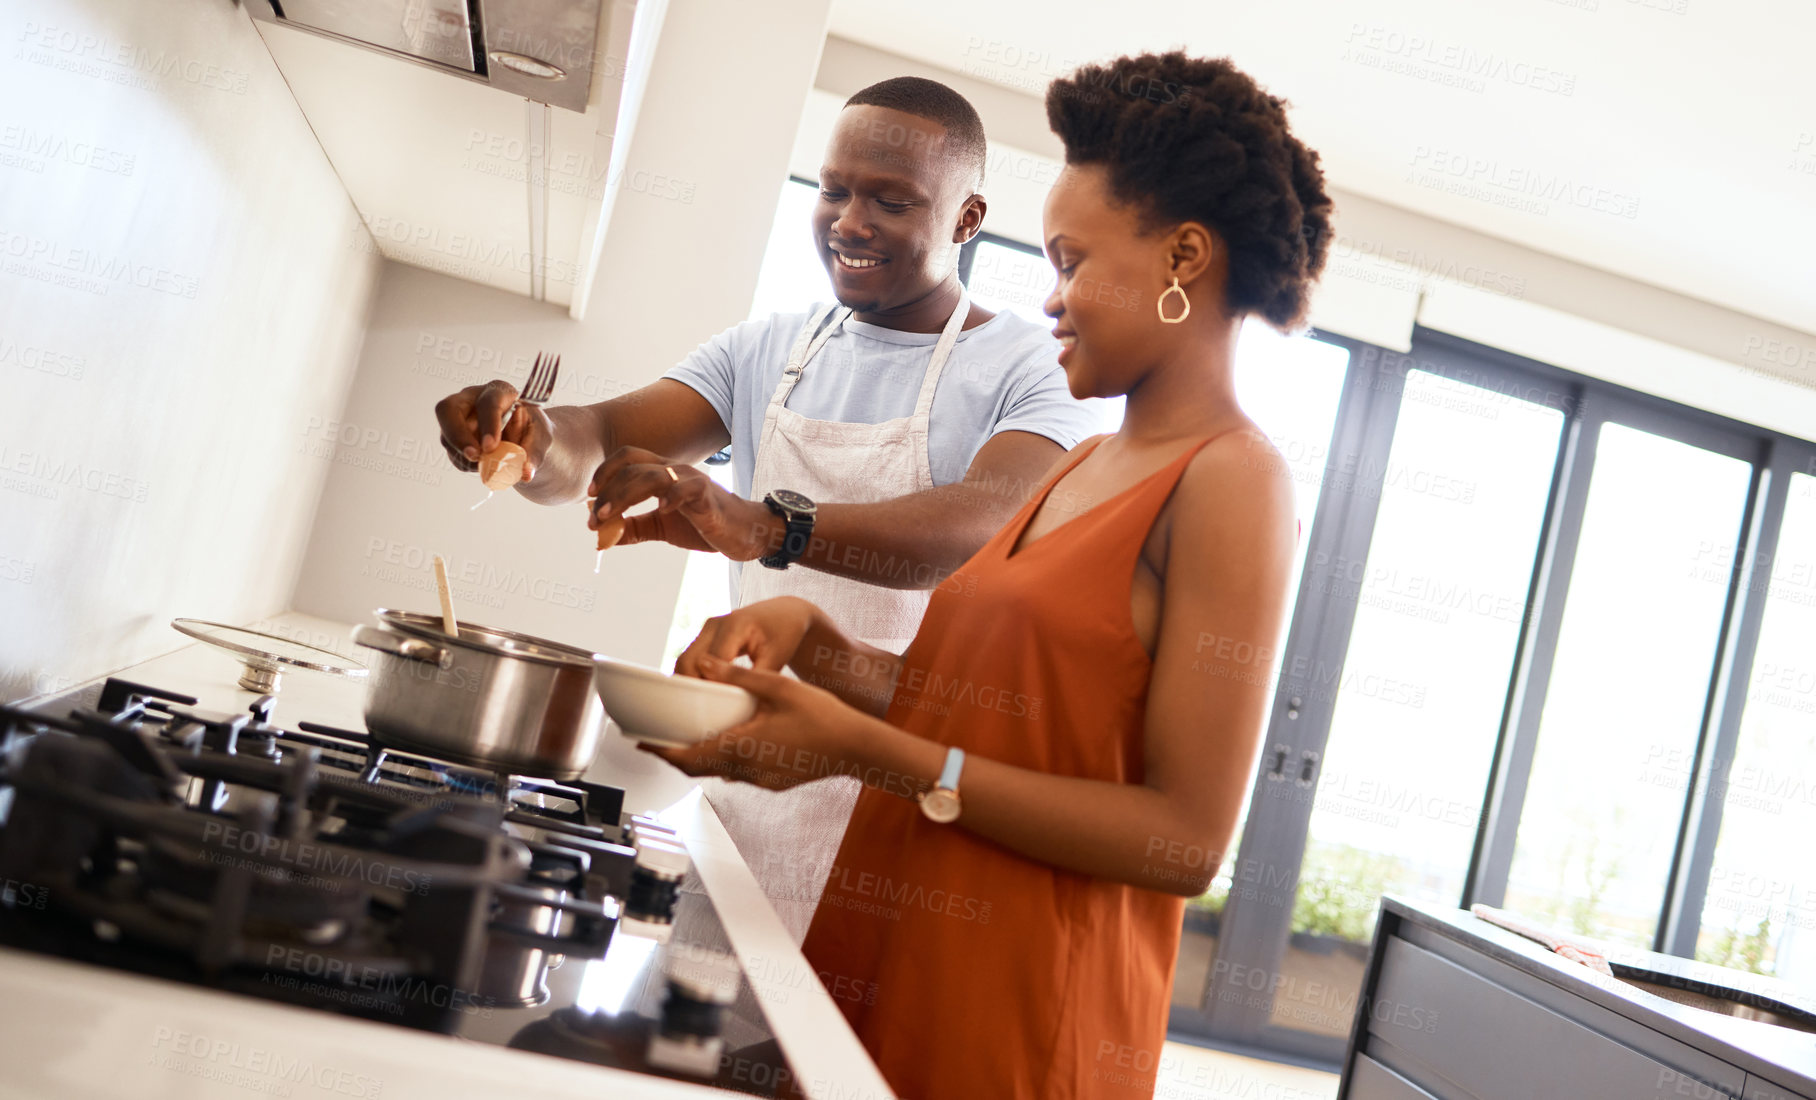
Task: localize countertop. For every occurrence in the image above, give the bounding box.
[2,611,894,1100]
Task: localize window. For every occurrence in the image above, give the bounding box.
[1177,328,1816,1069]
[1505,424,1753,948]
[1285,367,1563,1012]
[1695,472,1816,980]
[962,235,1123,436]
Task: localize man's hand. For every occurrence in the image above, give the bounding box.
[587,446,780,559]
[433,380,555,482]
[430,378,729,505]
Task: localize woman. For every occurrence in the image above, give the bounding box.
[648,51,1333,1099]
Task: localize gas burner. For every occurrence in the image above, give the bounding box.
[139,831,374,933]
[0,677,636,1034]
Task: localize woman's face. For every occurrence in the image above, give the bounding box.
[1041,164,1175,400]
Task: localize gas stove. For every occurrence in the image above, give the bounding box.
[0,675,800,1094]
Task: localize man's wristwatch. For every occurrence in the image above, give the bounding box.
[917,747,966,823]
[759,489,817,570]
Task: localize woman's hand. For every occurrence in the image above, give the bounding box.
[676,597,817,675]
[640,656,872,790]
[682,598,903,717]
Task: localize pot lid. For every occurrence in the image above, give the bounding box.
[171,618,367,693]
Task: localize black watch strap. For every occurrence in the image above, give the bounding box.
[760,495,814,569]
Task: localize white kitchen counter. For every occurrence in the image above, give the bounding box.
[1,612,895,1100]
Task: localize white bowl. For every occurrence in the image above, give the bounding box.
[592,656,757,747]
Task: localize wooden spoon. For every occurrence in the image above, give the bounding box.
[432,554,459,638]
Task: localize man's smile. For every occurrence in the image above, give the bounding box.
[830,244,889,271]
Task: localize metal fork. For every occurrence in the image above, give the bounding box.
[501,351,560,430]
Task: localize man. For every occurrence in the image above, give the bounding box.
[434,77,1096,942]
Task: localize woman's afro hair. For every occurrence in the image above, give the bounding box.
[1047,52,1333,331]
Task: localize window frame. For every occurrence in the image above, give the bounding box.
[1173,323,1816,1066]
[958,226,1043,289]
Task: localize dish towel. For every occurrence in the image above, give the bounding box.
[1470,903,1615,975]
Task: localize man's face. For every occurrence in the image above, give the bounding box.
[811,105,982,314]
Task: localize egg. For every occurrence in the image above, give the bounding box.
[597,513,626,550]
[477,441,527,490]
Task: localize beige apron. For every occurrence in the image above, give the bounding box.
[701,290,969,945]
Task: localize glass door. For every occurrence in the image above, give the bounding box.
[1268,366,1564,1041]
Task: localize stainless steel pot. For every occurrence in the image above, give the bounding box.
[351,609,604,780]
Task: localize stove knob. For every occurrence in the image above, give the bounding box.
[646,948,739,1079]
[618,838,689,943]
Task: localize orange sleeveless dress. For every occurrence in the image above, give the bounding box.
[801,435,1222,1100]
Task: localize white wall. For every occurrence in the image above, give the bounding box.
[289,0,835,672]
[0,0,381,702]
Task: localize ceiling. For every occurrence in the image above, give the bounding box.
[828,0,1816,338]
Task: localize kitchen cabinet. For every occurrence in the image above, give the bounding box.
[1339,898,1816,1100]
[1347,1054,1440,1100]
[1366,934,1745,1098]
[1746,1075,1816,1100]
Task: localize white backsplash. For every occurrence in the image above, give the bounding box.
[0,0,381,702]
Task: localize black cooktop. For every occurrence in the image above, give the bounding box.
[0,678,799,1094]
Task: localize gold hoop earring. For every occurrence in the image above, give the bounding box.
[1157,277,1190,324]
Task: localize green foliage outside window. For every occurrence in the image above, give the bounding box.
[1290,844,1405,943]
[1187,875,1230,917]
[1696,916,1776,976]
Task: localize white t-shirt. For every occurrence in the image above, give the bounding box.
[664,305,1098,499]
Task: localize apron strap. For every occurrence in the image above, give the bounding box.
[753,289,970,479]
[767,301,849,412]
[911,287,969,423]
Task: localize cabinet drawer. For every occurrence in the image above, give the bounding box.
[1746,1074,1815,1100]
[1370,935,1741,1099]
[1349,1052,1441,1100]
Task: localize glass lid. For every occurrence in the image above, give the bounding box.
[170,620,368,682]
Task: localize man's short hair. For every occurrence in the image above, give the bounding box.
[845,76,988,191]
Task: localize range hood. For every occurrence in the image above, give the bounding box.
[247,0,605,113]
[248,0,668,316]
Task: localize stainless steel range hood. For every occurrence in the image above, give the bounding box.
[247,0,605,113]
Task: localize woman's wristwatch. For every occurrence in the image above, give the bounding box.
[917,747,966,823]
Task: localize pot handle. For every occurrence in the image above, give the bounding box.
[351,624,452,669]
